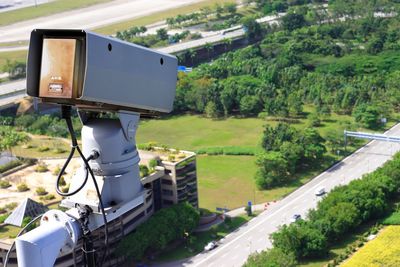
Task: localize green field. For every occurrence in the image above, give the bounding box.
[0,50,27,68]
[137,115,265,151]
[12,135,71,159]
[136,113,373,211]
[0,0,111,27]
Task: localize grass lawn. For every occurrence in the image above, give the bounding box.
[136,112,395,211]
[0,224,20,239]
[154,212,256,262]
[0,41,29,47]
[12,135,71,159]
[341,226,400,267]
[0,0,111,27]
[0,50,27,69]
[94,0,235,35]
[137,115,265,151]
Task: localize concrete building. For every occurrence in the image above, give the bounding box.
[139,148,198,210]
[0,147,198,266]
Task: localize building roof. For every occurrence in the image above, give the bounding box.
[4,198,48,227]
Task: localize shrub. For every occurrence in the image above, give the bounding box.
[139,165,149,177]
[0,180,11,188]
[40,194,55,201]
[59,176,66,186]
[61,184,70,193]
[17,183,29,192]
[0,213,9,223]
[5,202,17,210]
[0,160,22,173]
[35,187,47,196]
[53,147,66,154]
[35,163,48,172]
[38,146,50,152]
[53,166,61,175]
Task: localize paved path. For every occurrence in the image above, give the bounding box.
[0,0,204,43]
[155,123,400,267]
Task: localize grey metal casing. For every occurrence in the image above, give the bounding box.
[26,29,178,113]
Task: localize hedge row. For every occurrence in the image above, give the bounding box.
[196,146,257,156]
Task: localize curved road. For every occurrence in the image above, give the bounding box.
[156,123,400,267]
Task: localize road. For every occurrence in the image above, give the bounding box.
[0,79,26,109]
[156,123,400,267]
[0,0,203,43]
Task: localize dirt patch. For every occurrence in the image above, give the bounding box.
[0,158,80,207]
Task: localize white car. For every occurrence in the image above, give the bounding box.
[315,187,326,196]
[290,214,301,223]
[204,241,217,251]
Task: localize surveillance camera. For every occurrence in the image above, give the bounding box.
[26,29,178,114]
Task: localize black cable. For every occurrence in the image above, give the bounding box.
[56,106,89,197]
[57,106,109,267]
[81,151,109,267]
[4,214,43,267]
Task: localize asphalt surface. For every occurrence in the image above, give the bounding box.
[155,123,400,267]
[0,0,203,43]
[0,79,26,108]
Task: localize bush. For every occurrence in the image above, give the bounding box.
[0,160,22,173]
[61,184,70,193]
[17,183,29,192]
[139,164,149,177]
[0,180,11,189]
[35,163,48,173]
[59,176,66,186]
[35,187,47,196]
[40,194,55,201]
[244,248,297,267]
[196,146,256,156]
[4,202,17,210]
[37,146,50,152]
[53,147,66,154]
[0,213,9,223]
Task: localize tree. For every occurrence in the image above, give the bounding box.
[240,95,261,116]
[244,248,297,267]
[205,101,219,118]
[204,42,214,58]
[224,3,237,15]
[282,13,306,31]
[241,16,262,40]
[3,60,26,80]
[307,112,321,127]
[0,127,28,153]
[352,104,380,129]
[156,28,169,41]
[300,128,326,161]
[272,221,328,259]
[255,151,290,189]
[261,123,297,151]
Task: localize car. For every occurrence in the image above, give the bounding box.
[204,241,218,251]
[290,214,301,223]
[315,187,326,196]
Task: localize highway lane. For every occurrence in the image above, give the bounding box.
[157,123,400,267]
[0,0,204,43]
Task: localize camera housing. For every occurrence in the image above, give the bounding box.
[26,29,178,114]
